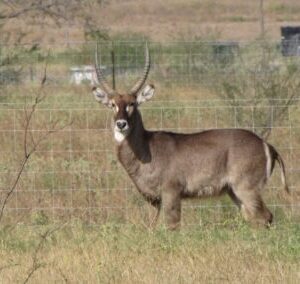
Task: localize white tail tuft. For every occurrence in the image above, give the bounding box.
[263,142,272,179]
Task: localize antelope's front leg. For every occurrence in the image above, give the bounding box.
[146,197,161,229]
[162,188,182,230]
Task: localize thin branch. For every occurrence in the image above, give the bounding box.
[23,224,66,284]
[0,55,70,224]
[0,156,28,222]
[0,2,66,20]
[27,121,73,159]
[56,267,69,283]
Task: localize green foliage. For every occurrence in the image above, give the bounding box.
[199,41,300,137]
[0,44,46,86]
[228,16,247,22]
[84,28,110,42]
[31,211,50,226]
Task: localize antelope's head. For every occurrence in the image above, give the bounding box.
[92,44,155,143]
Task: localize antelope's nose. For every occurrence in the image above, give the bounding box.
[116,120,128,130]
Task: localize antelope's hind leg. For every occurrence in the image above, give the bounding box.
[233,188,273,227]
[149,201,161,229]
[226,186,242,208]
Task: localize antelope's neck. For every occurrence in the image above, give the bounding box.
[116,111,151,175]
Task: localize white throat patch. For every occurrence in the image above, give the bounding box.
[114,129,126,143]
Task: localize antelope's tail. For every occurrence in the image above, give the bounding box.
[268,144,290,194]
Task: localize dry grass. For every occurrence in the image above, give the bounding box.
[2,0,300,44]
[0,222,299,283]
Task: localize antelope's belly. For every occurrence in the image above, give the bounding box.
[184,174,227,198]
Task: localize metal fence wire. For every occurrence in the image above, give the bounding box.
[0,41,299,226]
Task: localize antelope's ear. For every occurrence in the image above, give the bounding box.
[92,87,112,108]
[136,84,155,105]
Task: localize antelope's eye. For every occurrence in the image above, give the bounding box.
[127,103,135,108]
[126,104,134,113]
[111,103,119,112]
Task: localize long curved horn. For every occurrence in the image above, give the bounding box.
[128,43,151,95]
[94,43,116,96]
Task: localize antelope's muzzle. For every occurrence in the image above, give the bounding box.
[116,119,128,131]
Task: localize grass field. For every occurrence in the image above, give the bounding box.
[0,220,299,283]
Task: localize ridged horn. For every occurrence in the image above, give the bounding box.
[128,43,151,95]
[94,43,116,96]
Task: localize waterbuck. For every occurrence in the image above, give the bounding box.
[92,45,289,229]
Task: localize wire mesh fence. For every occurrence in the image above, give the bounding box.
[0,41,299,227]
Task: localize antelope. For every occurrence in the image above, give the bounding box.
[92,45,289,230]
